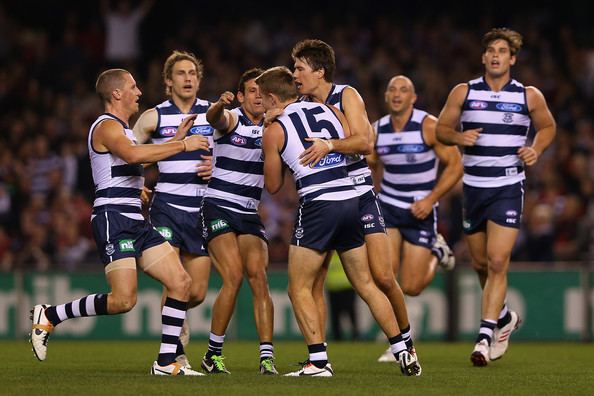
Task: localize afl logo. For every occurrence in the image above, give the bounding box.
[160,127,177,137]
[376,146,390,155]
[496,103,522,112]
[361,214,374,222]
[231,135,247,146]
[469,101,488,109]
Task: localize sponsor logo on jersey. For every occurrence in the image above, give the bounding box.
[311,153,344,169]
[156,226,173,240]
[210,219,229,232]
[190,125,214,135]
[231,135,247,146]
[506,218,517,224]
[505,210,518,217]
[361,214,374,222]
[496,103,523,112]
[105,243,115,256]
[396,144,424,153]
[251,129,261,135]
[254,137,263,147]
[160,126,177,137]
[118,239,135,252]
[469,100,488,109]
[364,222,375,229]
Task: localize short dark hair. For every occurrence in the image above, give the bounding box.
[162,50,204,96]
[95,69,129,103]
[482,28,523,56]
[237,68,264,94]
[255,66,298,102]
[291,39,336,82]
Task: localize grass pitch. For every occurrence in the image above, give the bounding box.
[4,340,593,396]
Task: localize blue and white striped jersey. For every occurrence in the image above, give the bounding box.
[305,84,373,195]
[460,77,531,188]
[151,98,213,212]
[204,107,264,214]
[88,113,144,220]
[374,108,438,210]
[276,101,357,202]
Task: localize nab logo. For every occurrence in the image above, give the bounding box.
[469,101,488,110]
[190,125,214,136]
[311,153,344,169]
[160,127,177,137]
[231,135,247,146]
[118,239,135,252]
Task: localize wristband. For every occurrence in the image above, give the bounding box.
[182,139,187,152]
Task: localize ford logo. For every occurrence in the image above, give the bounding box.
[361,214,374,222]
[311,153,344,169]
[396,144,424,153]
[254,138,263,147]
[496,103,522,112]
[160,126,177,137]
[190,125,214,135]
[231,135,247,146]
[469,100,488,109]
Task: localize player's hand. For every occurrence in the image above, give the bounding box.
[518,146,539,166]
[140,186,153,206]
[174,114,198,140]
[217,91,235,106]
[299,138,332,166]
[457,128,482,146]
[197,154,213,180]
[183,135,210,152]
[264,108,284,127]
[410,198,433,220]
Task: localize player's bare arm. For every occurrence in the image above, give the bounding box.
[518,86,556,166]
[411,116,463,220]
[132,108,158,144]
[262,122,285,194]
[206,91,238,133]
[95,115,208,164]
[437,84,482,146]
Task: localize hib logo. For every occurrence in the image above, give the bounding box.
[190,125,213,136]
[160,127,177,137]
[469,101,488,109]
[311,153,344,169]
[231,135,247,146]
[496,103,523,112]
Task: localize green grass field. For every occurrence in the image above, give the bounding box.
[4,340,593,395]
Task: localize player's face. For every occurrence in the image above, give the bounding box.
[293,58,320,96]
[120,73,142,114]
[238,79,264,117]
[167,60,200,100]
[482,39,516,78]
[385,77,416,115]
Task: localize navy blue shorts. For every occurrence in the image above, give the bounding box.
[358,190,386,235]
[463,182,524,234]
[291,198,364,252]
[201,199,267,244]
[92,210,165,266]
[380,201,437,249]
[149,197,208,256]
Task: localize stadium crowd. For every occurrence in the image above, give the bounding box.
[0,1,593,271]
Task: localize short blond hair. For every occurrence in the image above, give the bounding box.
[255,66,298,102]
[482,28,523,56]
[95,69,129,103]
[162,50,203,96]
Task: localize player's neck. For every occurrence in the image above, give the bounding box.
[104,105,131,126]
[172,95,195,113]
[389,107,413,131]
[310,81,333,103]
[484,73,511,92]
[243,107,264,125]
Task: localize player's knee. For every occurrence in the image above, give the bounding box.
[400,279,422,296]
[222,268,244,290]
[488,255,509,274]
[188,284,207,308]
[374,273,396,294]
[471,259,488,273]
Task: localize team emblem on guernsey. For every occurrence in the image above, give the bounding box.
[502,113,514,123]
[105,243,115,256]
[469,101,488,109]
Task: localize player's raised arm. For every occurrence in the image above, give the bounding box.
[206,91,238,133]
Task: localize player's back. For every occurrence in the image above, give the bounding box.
[275,101,357,203]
